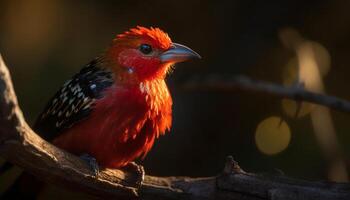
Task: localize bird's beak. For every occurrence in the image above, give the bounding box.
[160,43,201,63]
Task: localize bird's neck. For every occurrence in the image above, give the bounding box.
[99,56,172,112]
[123,79,172,111]
[103,77,172,112]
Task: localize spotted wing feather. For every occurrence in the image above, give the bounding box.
[34,59,114,141]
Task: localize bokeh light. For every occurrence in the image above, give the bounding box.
[281,58,314,118]
[255,116,291,155]
[282,58,299,87]
[280,28,348,182]
[281,99,314,118]
[308,41,331,77]
[280,29,331,119]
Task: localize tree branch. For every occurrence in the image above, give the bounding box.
[183,75,350,113]
[0,55,350,199]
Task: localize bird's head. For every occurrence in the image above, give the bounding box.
[105,26,200,83]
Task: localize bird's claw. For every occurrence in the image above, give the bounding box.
[80,153,100,178]
[123,162,145,188]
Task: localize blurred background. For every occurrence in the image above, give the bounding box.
[1,0,350,199]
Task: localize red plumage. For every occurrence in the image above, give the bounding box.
[53,80,172,168]
[34,26,199,169]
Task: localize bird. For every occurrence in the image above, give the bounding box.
[0,26,200,198]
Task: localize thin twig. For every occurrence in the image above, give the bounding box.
[183,74,350,113]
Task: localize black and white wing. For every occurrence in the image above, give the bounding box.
[33,59,114,141]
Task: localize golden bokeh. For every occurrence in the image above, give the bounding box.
[255,116,291,155]
[282,99,314,118]
[280,29,347,181]
[281,40,331,119]
[281,59,314,118]
[282,58,299,87]
[308,41,331,77]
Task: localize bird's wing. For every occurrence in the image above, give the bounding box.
[33,59,114,141]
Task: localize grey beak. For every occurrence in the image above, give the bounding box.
[160,43,201,63]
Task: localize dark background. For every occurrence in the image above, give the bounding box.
[1,0,350,198]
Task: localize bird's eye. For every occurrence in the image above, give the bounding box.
[139,44,153,55]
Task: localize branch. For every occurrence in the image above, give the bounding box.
[0,55,350,200]
[183,75,350,113]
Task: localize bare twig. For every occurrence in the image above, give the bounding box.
[183,75,350,113]
[0,55,350,199]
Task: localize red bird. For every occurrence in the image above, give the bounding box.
[0,26,200,199]
[35,26,200,172]
[1,26,200,198]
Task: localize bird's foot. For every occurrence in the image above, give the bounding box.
[80,153,99,178]
[122,162,145,188]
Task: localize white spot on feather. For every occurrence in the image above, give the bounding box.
[69,98,75,105]
[63,79,71,87]
[90,84,96,89]
[139,82,150,94]
[127,67,134,74]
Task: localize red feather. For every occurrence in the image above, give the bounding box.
[116,26,172,50]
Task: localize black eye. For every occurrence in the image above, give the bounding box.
[139,44,152,55]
